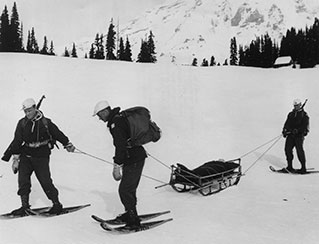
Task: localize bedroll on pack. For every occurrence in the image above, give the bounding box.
[122,107,161,147]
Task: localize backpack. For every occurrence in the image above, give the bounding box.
[121,107,161,147]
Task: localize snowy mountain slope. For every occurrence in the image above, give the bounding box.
[1,53,319,243]
[116,0,319,64]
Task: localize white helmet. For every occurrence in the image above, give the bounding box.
[293,99,301,106]
[93,100,110,116]
[22,98,36,110]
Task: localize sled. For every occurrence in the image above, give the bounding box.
[169,158,242,196]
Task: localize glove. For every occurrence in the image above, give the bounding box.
[12,155,20,174]
[112,164,122,181]
[64,142,75,152]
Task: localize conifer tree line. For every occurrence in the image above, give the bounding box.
[229,18,319,68]
[194,18,319,68]
[0,3,23,52]
[0,3,157,61]
[279,17,319,68]
[235,34,279,68]
[88,19,156,63]
[0,2,56,55]
[3,2,317,67]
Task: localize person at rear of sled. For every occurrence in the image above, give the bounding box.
[93,100,147,229]
[1,98,75,216]
[282,99,309,174]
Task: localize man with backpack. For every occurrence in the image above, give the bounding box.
[1,98,75,216]
[282,99,309,174]
[92,100,148,229]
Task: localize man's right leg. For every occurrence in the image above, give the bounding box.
[32,157,62,214]
[284,137,295,171]
[295,137,306,173]
[11,156,33,216]
[118,160,145,227]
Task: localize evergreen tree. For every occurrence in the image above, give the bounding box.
[124,36,132,61]
[238,45,245,66]
[48,41,55,55]
[137,39,150,62]
[118,37,125,60]
[0,5,10,51]
[201,58,208,66]
[71,43,77,58]
[40,36,48,54]
[20,22,24,51]
[9,2,23,51]
[63,47,70,57]
[147,31,156,63]
[26,30,32,52]
[263,33,278,68]
[99,34,105,59]
[191,58,198,66]
[230,37,238,65]
[27,27,39,53]
[93,33,104,59]
[313,18,319,64]
[89,44,95,59]
[105,19,116,60]
[136,31,157,63]
[209,55,216,66]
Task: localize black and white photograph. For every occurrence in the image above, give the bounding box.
[1,0,319,243]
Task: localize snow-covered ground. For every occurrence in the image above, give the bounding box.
[0,53,319,244]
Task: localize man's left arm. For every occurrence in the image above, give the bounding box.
[47,119,75,152]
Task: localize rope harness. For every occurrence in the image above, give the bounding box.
[74,134,283,186]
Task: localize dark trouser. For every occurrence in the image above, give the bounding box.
[119,159,145,212]
[284,136,306,169]
[18,155,59,203]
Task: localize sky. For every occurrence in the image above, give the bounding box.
[0,0,166,53]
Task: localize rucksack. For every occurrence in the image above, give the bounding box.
[121,107,161,147]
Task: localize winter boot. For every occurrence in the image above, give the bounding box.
[296,164,307,174]
[124,209,141,229]
[11,195,30,216]
[286,161,294,172]
[114,211,130,224]
[48,201,63,215]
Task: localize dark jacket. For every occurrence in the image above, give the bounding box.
[283,108,309,137]
[4,111,69,159]
[107,107,147,166]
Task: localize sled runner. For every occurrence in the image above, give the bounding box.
[169,158,242,196]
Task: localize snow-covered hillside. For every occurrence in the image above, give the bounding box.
[120,0,319,63]
[1,53,319,244]
[76,0,319,64]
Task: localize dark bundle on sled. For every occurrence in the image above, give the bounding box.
[169,158,242,196]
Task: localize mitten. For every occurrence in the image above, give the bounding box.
[112,164,122,181]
